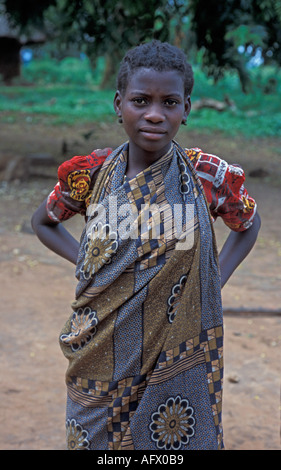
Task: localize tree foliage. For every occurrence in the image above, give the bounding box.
[188,0,281,92]
[2,0,56,30]
[44,0,174,86]
[3,0,185,86]
[2,0,281,91]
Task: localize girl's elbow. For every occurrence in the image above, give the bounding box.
[31,205,50,234]
[31,210,39,233]
[254,211,261,231]
[31,198,53,233]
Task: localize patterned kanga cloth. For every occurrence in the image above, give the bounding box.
[49,141,256,450]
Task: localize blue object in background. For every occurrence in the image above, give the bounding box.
[20,48,33,64]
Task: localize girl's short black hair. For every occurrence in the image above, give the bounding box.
[117,40,194,98]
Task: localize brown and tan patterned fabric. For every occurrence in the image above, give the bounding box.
[60,141,224,450]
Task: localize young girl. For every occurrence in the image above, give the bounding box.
[32,40,260,450]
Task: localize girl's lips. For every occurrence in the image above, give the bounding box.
[139,128,167,140]
[139,127,166,134]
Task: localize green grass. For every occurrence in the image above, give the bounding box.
[188,67,281,137]
[0,84,115,124]
[0,56,280,137]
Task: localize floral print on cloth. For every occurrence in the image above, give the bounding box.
[66,418,90,450]
[167,274,187,323]
[149,395,196,450]
[80,222,118,280]
[60,306,98,352]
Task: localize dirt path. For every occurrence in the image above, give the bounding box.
[0,121,280,450]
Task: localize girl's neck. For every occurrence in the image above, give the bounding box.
[125,141,173,179]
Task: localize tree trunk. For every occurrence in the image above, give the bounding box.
[99,52,123,90]
[0,37,21,84]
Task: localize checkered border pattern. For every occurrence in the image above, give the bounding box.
[67,374,150,450]
[106,376,149,450]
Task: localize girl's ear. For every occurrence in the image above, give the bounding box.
[183,95,191,121]
[113,90,123,119]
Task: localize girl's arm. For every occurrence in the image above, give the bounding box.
[219,211,261,288]
[31,198,80,265]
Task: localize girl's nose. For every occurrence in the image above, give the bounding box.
[144,104,165,123]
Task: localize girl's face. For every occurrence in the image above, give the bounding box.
[114,67,191,162]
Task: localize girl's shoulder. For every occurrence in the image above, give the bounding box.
[185,147,245,187]
[184,147,257,232]
[46,148,112,223]
[57,148,113,181]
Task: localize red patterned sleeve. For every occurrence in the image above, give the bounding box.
[46,148,112,222]
[186,148,257,232]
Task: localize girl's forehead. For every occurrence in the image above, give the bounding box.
[125,67,185,95]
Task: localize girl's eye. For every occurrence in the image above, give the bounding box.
[132,98,147,105]
[164,99,178,106]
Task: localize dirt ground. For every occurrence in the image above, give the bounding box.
[0,119,280,450]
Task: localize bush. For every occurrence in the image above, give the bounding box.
[22,56,103,86]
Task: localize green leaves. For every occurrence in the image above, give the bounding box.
[188,0,281,92]
[225,24,268,49]
[2,0,281,91]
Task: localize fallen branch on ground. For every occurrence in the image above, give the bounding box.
[192,95,236,112]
